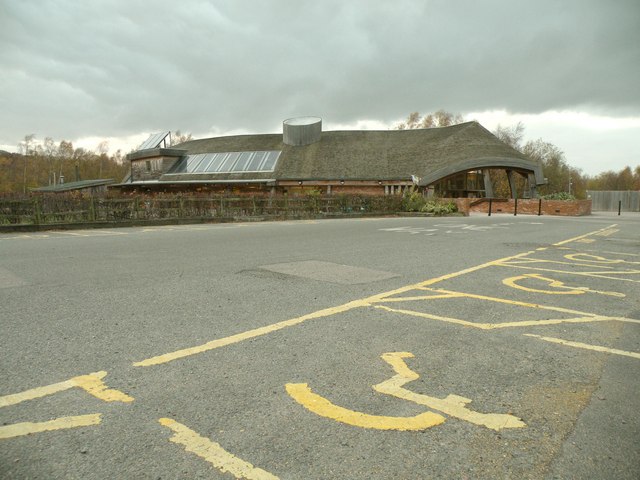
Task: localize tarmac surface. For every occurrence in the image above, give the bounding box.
[1,212,639,479]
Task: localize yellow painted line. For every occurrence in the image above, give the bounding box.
[0,414,102,440]
[372,293,465,303]
[524,334,640,359]
[504,273,586,295]
[56,231,89,237]
[159,418,279,480]
[564,253,640,265]
[421,287,599,316]
[502,257,616,270]
[600,250,640,257]
[134,300,370,367]
[496,263,640,283]
[374,353,525,431]
[71,372,134,403]
[595,228,619,237]
[502,273,625,297]
[374,305,622,330]
[576,238,595,243]
[553,224,617,246]
[285,383,445,431]
[0,371,133,408]
[0,378,76,408]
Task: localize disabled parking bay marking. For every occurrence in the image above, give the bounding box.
[286,352,525,432]
[502,273,625,297]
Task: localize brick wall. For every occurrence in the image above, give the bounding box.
[453,198,591,216]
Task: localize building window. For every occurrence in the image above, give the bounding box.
[145,160,151,172]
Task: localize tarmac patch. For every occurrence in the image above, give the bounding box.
[259,260,400,284]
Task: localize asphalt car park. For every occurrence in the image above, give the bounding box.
[1,213,638,479]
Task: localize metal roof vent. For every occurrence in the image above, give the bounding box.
[283,116,322,146]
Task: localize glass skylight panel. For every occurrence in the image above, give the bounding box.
[232,152,253,172]
[246,151,266,171]
[219,152,241,171]
[186,153,207,171]
[194,153,215,172]
[261,151,280,171]
[207,153,228,172]
[138,131,171,151]
[173,151,280,175]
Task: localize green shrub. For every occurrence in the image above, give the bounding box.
[541,192,575,200]
[420,200,458,215]
[402,190,427,212]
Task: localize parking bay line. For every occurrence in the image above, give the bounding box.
[0,414,102,440]
[524,334,640,359]
[159,418,279,480]
[0,371,133,408]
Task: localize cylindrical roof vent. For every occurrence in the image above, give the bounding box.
[283,116,322,146]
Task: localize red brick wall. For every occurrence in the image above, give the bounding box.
[454,198,591,216]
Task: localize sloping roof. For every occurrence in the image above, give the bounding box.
[171,122,538,182]
[128,121,542,185]
[31,179,115,193]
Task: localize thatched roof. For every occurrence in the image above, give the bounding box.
[150,121,543,185]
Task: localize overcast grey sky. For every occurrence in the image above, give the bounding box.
[1,0,639,175]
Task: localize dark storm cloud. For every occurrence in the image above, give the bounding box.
[0,0,638,144]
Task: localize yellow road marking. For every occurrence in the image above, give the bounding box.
[553,224,617,246]
[564,253,639,265]
[496,263,640,283]
[503,273,625,297]
[134,300,370,367]
[375,293,465,303]
[504,273,586,295]
[71,372,134,403]
[0,414,102,440]
[0,371,133,408]
[419,287,599,316]
[503,257,617,270]
[595,228,619,237]
[285,383,445,431]
[524,334,640,359]
[159,418,279,480]
[374,305,624,329]
[56,231,89,237]
[374,353,526,431]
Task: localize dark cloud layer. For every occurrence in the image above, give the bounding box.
[1,0,638,143]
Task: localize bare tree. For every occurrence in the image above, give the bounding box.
[98,140,109,178]
[170,130,193,146]
[395,110,464,130]
[20,134,35,193]
[493,122,525,151]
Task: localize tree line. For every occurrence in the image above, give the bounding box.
[0,130,194,194]
[0,135,128,194]
[397,111,640,198]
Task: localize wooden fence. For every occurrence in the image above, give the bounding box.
[587,190,640,212]
[0,194,405,226]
